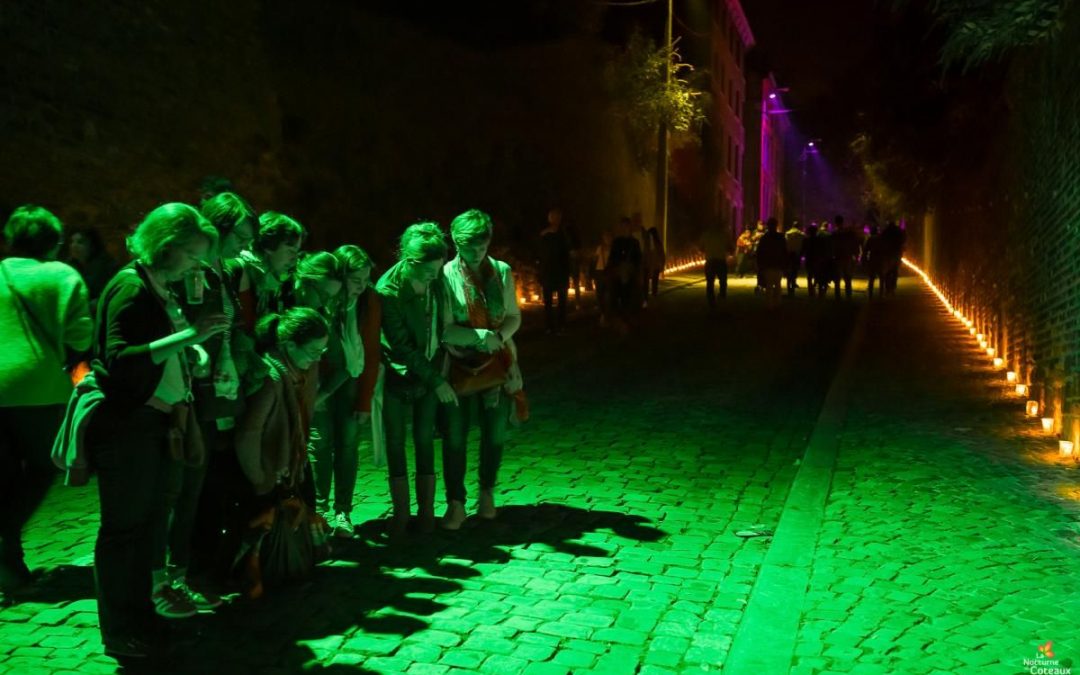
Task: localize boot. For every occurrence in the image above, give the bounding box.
[388,476,411,540]
[441,500,466,531]
[415,475,436,534]
[478,489,497,520]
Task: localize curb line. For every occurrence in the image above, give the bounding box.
[724,302,870,673]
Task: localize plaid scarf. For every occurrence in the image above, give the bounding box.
[457,256,504,330]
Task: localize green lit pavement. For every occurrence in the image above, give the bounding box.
[2,275,1077,674]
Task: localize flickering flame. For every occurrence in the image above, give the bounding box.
[1026,401,1039,417]
[1006,371,1017,383]
[1015,384,1028,396]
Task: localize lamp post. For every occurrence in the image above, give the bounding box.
[657,0,673,255]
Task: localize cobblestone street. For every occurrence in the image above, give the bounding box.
[2,273,1077,674]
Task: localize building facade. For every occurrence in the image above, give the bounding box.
[743,72,790,228]
[709,0,754,234]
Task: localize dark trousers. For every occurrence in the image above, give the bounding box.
[786,253,801,295]
[152,451,208,576]
[309,380,360,514]
[882,260,900,295]
[704,258,728,305]
[836,259,854,298]
[89,406,171,642]
[542,284,568,332]
[188,422,240,580]
[442,393,508,503]
[647,270,660,297]
[592,272,609,319]
[0,405,63,583]
[383,386,437,479]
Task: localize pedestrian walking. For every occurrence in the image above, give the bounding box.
[644,227,665,298]
[755,218,787,305]
[0,206,93,601]
[831,215,861,299]
[784,220,806,297]
[537,208,570,335]
[701,217,731,308]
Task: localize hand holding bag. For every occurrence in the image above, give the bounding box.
[449,347,513,396]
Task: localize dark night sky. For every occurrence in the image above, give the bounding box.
[741,0,879,145]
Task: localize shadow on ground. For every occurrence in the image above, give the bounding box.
[94,503,665,672]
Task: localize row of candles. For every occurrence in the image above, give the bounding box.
[901,258,1076,459]
[515,257,706,305]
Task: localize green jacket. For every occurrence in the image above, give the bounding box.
[376,260,447,393]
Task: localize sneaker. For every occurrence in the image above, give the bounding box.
[332,512,355,539]
[151,584,197,619]
[172,579,222,612]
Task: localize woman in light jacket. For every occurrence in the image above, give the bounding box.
[439,209,522,529]
[0,205,92,596]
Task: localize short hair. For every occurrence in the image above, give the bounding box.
[127,203,218,267]
[333,244,374,276]
[256,211,306,253]
[200,192,257,236]
[199,175,235,200]
[294,251,344,285]
[449,209,493,244]
[834,214,845,225]
[398,222,448,263]
[766,217,779,231]
[254,306,329,355]
[3,205,63,258]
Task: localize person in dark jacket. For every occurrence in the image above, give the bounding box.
[86,203,228,658]
[376,222,458,539]
[536,208,570,334]
[66,226,119,313]
[607,217,643,326]
[830,215,861,299]
[755,218,788,305]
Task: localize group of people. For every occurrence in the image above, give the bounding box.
[0,195,528,659]
[538,209,665,333]
[706,215,906,306]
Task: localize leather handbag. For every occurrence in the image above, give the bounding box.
[449,347,512,396]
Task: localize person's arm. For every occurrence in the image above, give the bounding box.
[355,292,382,414]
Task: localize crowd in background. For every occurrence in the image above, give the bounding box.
[0,187,528,659]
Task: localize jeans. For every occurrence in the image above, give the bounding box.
[0,405,63,581]
[542,284,568,332]
[382,385,437,479]
[704,258,728,305]
[89,405,171,642]
[442,393,509,503]
[309,380,360,514]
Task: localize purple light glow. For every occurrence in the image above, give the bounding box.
[807,141,815,147]
[768,93,777,100]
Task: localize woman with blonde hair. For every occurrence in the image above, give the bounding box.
[86,203,228,657]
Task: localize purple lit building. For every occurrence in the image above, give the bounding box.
[742,72,791,230]
[709,0,754,235]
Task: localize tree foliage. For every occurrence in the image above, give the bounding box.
[897,0,1069,70]
[607,30,710,169]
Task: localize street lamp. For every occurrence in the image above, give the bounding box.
[799,139,821,224]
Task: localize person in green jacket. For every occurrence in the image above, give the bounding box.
[0,205,93,598]
[376,222,458,539]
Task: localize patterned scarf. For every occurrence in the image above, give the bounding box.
[457,256,504,330]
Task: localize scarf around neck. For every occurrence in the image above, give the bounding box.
[457,256,504,329]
